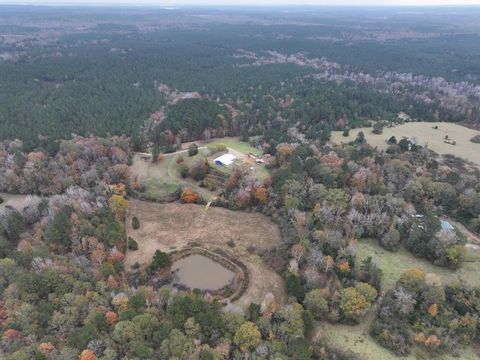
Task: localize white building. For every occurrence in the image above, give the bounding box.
[214,153,237,166]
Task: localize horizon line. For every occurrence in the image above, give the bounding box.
[1,2,480,7]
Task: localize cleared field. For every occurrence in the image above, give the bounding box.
[125,200,286,308]
[331,122,480,167]
[356,238,480,291]
[0,193,40,211]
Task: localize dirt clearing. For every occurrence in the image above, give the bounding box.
[125,200,286,308]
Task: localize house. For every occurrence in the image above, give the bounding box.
[214,153,237,166]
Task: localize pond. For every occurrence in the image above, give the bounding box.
[172,254,235,291]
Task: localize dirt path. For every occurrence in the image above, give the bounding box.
[448,218,480,245]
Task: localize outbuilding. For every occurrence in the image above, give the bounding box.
[214,153,237,166]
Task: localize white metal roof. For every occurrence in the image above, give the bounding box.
[214,153,237,166]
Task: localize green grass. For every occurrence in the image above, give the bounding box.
[210,139,262,156]
[319,317,479,360]
[356,238,480,291]
[144,178,178,200]
[322,237,480,359]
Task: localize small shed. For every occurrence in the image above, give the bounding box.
[440,220,454,231]
[214,153,237,166]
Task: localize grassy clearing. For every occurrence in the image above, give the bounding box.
[331,122,480,167]
[319,316,479,360]
[209,138,262,156]
[131,153,220,201]
[323,218,480,359]
[356,238,480,291]
[0,193,40,211]
[143,178,179,200]
[125,200,286,308]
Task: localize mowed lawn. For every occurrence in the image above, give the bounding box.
[331,122,480,167]
[209,138,262,157]
[356,238,480,291]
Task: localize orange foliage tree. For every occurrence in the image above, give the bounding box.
[3,329,21,341]
[79,349,96,360]
[252,186,268,204]
[181,188,199,203]
[38,342,55,356]
[105,311,118,326]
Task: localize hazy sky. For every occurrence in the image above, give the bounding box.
[2,0,480,5]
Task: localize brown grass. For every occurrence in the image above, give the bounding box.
[331,122,480,167]
[125,200,286,308]
[0,193,40,211]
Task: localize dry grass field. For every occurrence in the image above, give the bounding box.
[125,200,286,309]
[331,122,480,167]
[0,193,40,211]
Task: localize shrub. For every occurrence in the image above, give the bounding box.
[179,164,189,178]
[387,135,397,144]
[234,321,261,352]
[470,135,480,143]
[304,289,328,319]
[128,237,139,251]
[188,143,199,157]
[342,129,350,137]
[372,123,383,134]
[354,282,377,303]
[397,268,426,292]
[339,287,370,323]
[181,188,199,203]
[380,228,401,251]
[131,217,140,230]
[354,132,366,145]
[150,250,171,271]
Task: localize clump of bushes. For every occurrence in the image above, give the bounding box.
[380,227,401,251]
[188,143,199,157]
[150,250,171,271]
[371,269,480,356]
[207,143,227,154]
[470,135,480,143]
[131,216,140,230]
[406,214,465,268]
[128,237,139,251]
[181,188,199,203]
[372,122,384,134]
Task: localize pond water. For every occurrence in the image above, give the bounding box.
[172,254,235,291]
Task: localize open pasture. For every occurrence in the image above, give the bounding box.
[331,122,480,167]
[125,200,286,308]
[356,238,480,291]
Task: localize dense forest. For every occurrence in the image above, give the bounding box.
[1,6,480,149]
